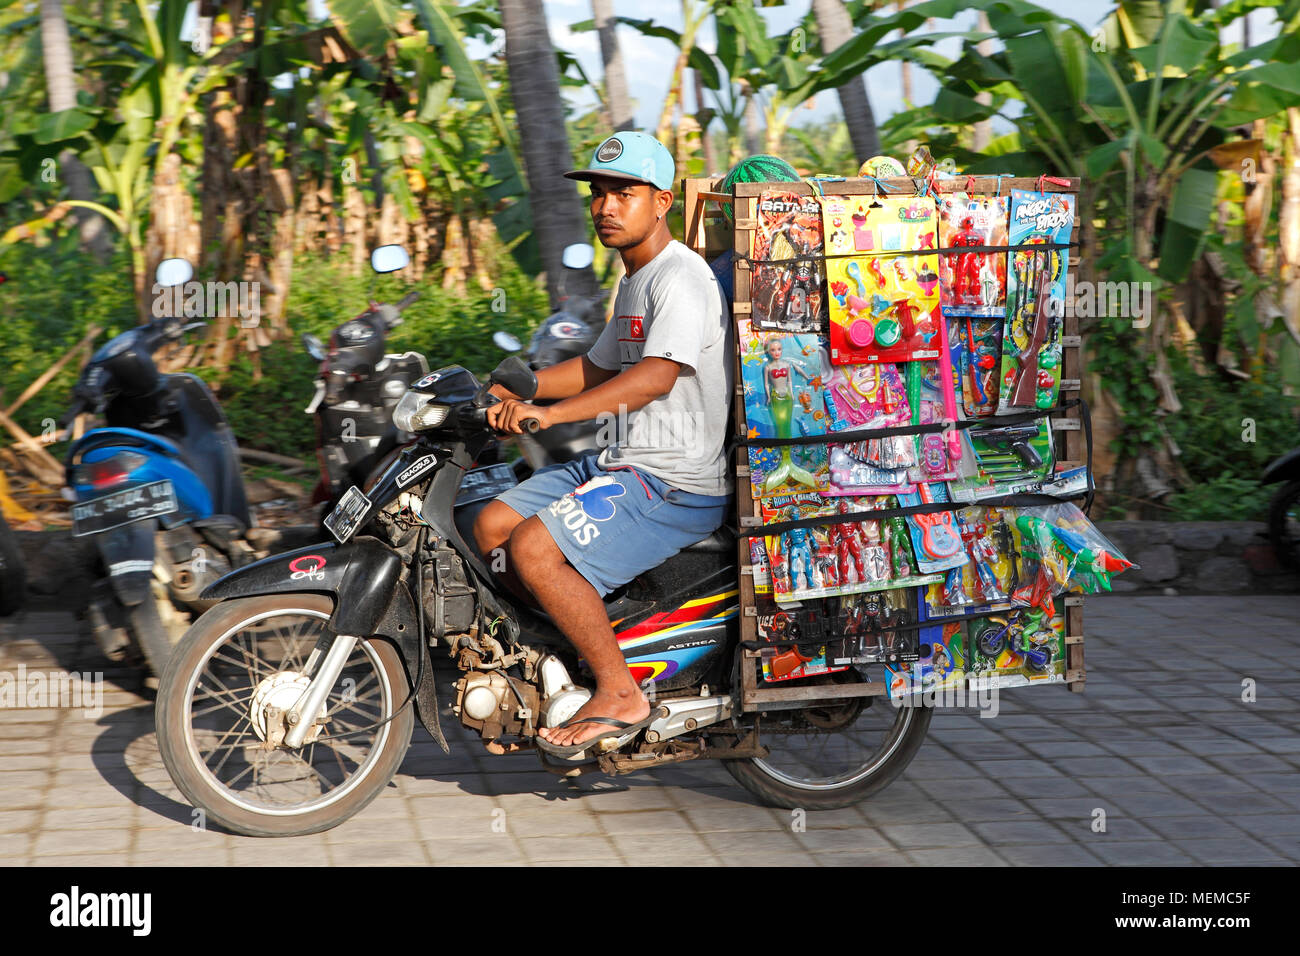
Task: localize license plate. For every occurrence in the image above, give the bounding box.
[72,480,178,537]
[324,485,371,543]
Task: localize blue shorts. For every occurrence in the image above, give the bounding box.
[496,455,731,596]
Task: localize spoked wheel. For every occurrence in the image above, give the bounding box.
[155,594,414,837]
[1268,479,1300,570]
[724,670,932,811]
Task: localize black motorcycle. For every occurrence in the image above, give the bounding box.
[0,513,25,617]
[1263,448,1300,568]
[302,245,428,509]
[154,355,930,837]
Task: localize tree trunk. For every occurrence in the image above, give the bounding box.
[592,0,633,131]
[693,69,715,176]
[500,0,599,308]
[1280,108,1300,348]
[742,83,762,156]
[811,0,881,163]
[972,11,994,152]
[38,0,111,262]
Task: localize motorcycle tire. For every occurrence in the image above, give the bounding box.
[156,593,414,837]
[0,515,26,617]
[723,690,933,811]
[1267,479,1300,570]
[128,595,177,682]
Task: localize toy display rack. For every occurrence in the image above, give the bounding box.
[682,175,1088,712]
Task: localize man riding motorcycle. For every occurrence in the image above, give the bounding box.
[473,130,734,758]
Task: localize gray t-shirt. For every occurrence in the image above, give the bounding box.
[586,240,734,497]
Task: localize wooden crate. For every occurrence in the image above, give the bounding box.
[682,175,1089,706]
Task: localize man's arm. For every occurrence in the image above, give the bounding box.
[488,357,680,434]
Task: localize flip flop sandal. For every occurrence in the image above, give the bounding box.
[534,708,664,761]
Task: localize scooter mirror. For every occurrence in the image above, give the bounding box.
[490,355,538,400]
[371,244,410,274]
[302,332,327,362]
[561,243,595,270]
[493,331,523,353]
[155,258,193,287]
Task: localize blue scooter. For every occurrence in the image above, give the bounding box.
[62,259,302,682]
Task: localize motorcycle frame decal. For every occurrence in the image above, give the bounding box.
[615,590,738,649]
[396,454,438,488]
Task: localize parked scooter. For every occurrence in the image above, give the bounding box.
[154,355,931,836]
[62,259,309,682]
[302,245,428,509]
[493,243,606,472]
[1263,449,1300,568]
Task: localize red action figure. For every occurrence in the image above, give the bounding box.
[951,215,985,304]
[828,501,867,585]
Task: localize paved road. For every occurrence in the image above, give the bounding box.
[1,594,1297,866]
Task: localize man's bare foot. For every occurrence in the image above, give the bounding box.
[538,686,651,749]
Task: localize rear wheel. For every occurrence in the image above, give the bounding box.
[0,515,25,617]
[1268,479,1300,570]
[723,670,932,811]
[156,594,414,837]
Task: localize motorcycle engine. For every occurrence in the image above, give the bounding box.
[420,542,477,640]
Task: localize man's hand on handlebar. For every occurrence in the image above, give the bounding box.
[485,396,550,435]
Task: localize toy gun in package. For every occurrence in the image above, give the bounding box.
[1010,504,1136,614]
[972,422,1045,469]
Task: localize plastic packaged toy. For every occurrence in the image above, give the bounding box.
[826,588,914,666]
[947,418,1056,499]
[896,482,969,574]
[967,607,1066,688]
[823,360,917,494]
[1010,502,1136,614]
[751,190,826,332]
[907,360,962,482]
[916,620,967,693]
[822,197,943,365]
[997,190,1076,412]
[937,193,1009,317]
[756,603,848,682]
[738,325,830,498]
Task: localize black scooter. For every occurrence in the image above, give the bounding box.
[154,355,931,837]
[1263,449,1300,569]
[302,244,427,509]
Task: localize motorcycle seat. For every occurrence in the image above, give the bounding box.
[683,526,736,553]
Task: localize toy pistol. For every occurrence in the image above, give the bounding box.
[972,422,1044,469]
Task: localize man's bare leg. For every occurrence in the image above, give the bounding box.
[508,516,649,748]
[472,499,532,603]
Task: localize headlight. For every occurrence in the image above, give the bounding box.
[392,390,450,432]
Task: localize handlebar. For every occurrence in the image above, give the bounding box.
[396,290,421,310]
[521,418,540,434]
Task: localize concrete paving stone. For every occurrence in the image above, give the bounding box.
[1194,792,1293,815]
[679,806,786,833]
[1027,796,1118,821]
[1095,740,1187,758]
[0,769,53,791]
[809,848,904,866]
[1180,838,1289,865]
[518,836,624,864]
[1087,841,1198,866]
[1162,773,1260,797]
[902,757,984,780]
[426,835,527,865]
[129,849,231,867]
[575,783,707,812]
[231,841,333,866]
[913,777,1012,802]
[609,831,719,865]
[41,785,136,810]
[1079,775,1177,799]
[787,826,893,853]
[1142,815,1252,841]
[1,754,55,772]
[665,786,764,811]
[324,814,420,845]
[995,843,1106,866]
[875,822,983,849]
[413,811,514,843]
[1022,740,1110,759]
[594,809,695,837]
[406,794,501,820]
[29,853,128,867]
[970,819,1077,845]
[1165,737,1263,755]
[1257,834,1300,861]
[946,801,1041,824]
[998,775,1097,800]
[963,758,1064,779]
[33,826,130,857]
[0,830,33,856]
[1127,754,1223,775]
[1241,772,1300,793]
[905,846,1011,866]
[396,774,496,799]
[1256,737,1300,754]
[132,825,234,852]
[1054,757,1144,777]
[1105,792,1214,818]
[39,806,137,831]
[1203,753,1295,774]
[501,811,605,839]
[1229,813,1300,836]
[950,742,1035,760]
[0,736,53,755]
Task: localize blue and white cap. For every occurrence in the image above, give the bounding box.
[564,131,676,191]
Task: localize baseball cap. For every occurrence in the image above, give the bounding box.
[564,131,676,192]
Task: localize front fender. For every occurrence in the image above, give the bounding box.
[1262,449,1300,485]
[200,538,416,653]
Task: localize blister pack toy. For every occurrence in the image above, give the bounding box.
[967,607,1066,688]
[906,361,961,482]
[756,603,848,682]
[738,325,830,498]
[826,588,915,666]
[916,619,967,693]
[751,190,826,332]
[924,506,1022,614]
[937,193,1008,317]
[823,361,917,494]
[822,197,943,365]
[957,316,1004,418]
[997,190,1076,412]
[947,418,1055,500]
[896,482,968,574]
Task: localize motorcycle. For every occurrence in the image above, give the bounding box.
[302,245,429,509]
[62,259,310,682]
[155,355,931,837]
[0,512,25,617]
[1263,448,1300,569]
[493,243,606,472]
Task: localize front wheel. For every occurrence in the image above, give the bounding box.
[723,671,932,811]
[1268,479,1300,570]
[155,593,414,837]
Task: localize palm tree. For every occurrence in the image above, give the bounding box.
[592,0,633,131]
[500,0,598,308]
[37,0,110,261]
[811,0,882,162]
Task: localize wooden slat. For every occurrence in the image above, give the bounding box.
[744,682,888,706]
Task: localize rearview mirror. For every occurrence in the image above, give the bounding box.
[302,332,327,362]
[370,245,410,274]
[155,258,193,287]
[490,355,538,400]
[492,330,523,353]
[562,243,594,270]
